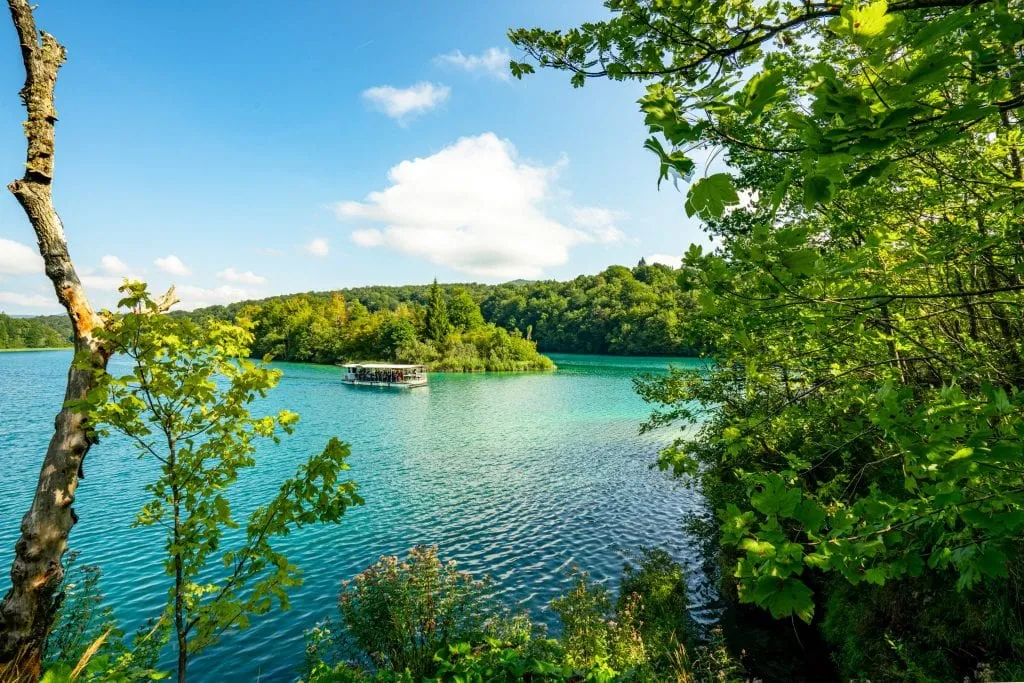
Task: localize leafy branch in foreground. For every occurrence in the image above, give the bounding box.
[78,282,363,682]
[511,0,1023,222]
[514,0,1024,678]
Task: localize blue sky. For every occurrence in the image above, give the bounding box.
[0,0,709,314]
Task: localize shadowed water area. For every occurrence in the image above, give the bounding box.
[0,351,710,681]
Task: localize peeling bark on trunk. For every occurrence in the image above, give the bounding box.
[0,2,109,678]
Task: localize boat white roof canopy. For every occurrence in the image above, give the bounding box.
[344,363,425,369]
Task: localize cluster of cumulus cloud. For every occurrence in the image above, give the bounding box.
[338,133,625,279]
[0,241,267,312]
[349,45,633,280]
[0,47,660,313]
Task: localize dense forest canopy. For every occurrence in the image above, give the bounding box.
[481,261,702,355]
[511,0,1024,679]
[12,262,701,365]
[163,261,702,360]
[224,280,555,372]
[0,313,70,350]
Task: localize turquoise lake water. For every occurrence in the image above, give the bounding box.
[0,351,709,681]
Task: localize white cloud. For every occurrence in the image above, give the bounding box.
[80,256,144,298]
[0,238,43,275]
[0,290,59,311]
[351,229,385,247]
[100,254,129,275]
[362,82,450,122]
[434,47,510,80]
[647,253,682,267]
[81,275,127,291]
[154,254,191,277]
[175,284,249,310]
[570,206,627,244]
[336,133,624,279]
[217,267,267,285]
[303,238,329,257]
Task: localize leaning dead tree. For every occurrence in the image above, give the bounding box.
[0,2,107,677]
[0,2,175,678]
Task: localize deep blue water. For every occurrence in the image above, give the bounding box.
[0,351,707,681]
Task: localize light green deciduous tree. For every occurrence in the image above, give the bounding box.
[81,283,363,682]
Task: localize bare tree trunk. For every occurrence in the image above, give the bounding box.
[173,487,187,683]
[0,2,109,678]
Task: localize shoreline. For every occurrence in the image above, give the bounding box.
[0,346,71,353]
[282,358,558,374]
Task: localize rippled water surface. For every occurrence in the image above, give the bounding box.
[0,351,706,681]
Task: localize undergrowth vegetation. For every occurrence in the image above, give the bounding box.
[300,546,739,682]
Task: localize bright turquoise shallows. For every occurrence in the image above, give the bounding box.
[0,351,706,681]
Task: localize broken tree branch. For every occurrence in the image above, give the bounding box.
[0,1,106,677]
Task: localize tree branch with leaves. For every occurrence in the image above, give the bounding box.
[77,283,363,683]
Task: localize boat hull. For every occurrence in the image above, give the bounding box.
[341,379,427,388]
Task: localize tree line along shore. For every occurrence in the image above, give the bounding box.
[6,262,704,370]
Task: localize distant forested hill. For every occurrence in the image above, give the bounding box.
[180,262,704,358]
[479,262,700,355]
[0,313,71,349]
[15,262,702,359]
[24,313,72,339]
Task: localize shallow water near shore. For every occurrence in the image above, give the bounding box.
[0,350,709,681]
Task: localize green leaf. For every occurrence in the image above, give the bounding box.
[643,136,695,189]
[742,70,786,120]
[850,0,898,37]
[794,499,827,532]
[864,567,886,585]
[750,576,815,622]
[975,545,1009,579]
[751,475,801,518]
[769,168,794,219]
[830,0,901,42]
[905,54,962,87]
[741,538,777,557]
[685,173,740,219]
[780,249,818,277]
[949,447,974,461]
[940,102,996,124]
[909,7,976,48]
[849,159,892,187]
[803,175,834,209]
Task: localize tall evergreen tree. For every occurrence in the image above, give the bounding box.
[424,279,452,342]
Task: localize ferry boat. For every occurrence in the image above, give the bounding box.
[340,363,427,388]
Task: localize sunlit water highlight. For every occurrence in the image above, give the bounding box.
[0,351,710,681]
